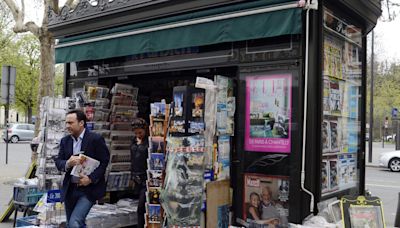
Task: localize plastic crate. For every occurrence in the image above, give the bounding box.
[13,184,44,206]
[16,215,38,227]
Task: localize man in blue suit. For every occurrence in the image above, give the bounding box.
[55,109,110,228]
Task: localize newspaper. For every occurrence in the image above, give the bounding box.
[71,154,100,177]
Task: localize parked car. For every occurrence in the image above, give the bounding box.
[3,123,35,143]
[379,150,400,172]
[385,134,396,141]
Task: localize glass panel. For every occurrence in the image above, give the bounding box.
[321,8,362,197]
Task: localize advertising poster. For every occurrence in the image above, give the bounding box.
[245,74,292,153]
[243,174,289,228]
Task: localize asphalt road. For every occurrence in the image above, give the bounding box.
[366,166,400,228]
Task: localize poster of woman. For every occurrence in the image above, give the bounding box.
[245,74,292,153]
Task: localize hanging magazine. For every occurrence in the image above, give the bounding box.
[70,154,100,177]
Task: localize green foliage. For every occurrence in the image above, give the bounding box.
[368,61,400,139]
[0,32,40,121]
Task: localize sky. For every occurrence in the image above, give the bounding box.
[373,11,400,62]
[22,0,400,63]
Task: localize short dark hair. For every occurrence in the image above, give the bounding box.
[67,109,87,127]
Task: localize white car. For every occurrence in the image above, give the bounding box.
[379,150,400,172]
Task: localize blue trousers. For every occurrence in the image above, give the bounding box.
[64,187,94,228]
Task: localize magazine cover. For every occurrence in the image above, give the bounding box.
[150,153,165,171]
[341,195,385,228]
[329,79,342,115]
[322,120,330,153]
[192,92,205,118]
[243,174,289,228]
[321,160,330,194]
[338,154,349,189]
[148,204,162,224]
[329,121,340,152]
[71,154,100,177]
[245,74,292,153]
[323,36,343,79]
[329,159,339,191]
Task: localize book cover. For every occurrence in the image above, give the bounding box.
[71,154,100,177]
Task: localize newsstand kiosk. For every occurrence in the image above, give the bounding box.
[47,0,381,226]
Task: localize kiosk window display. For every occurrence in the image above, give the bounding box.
[320,7,363,197]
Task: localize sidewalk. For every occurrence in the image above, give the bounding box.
[0,143,32,227]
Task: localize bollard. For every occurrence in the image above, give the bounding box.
[395,192,400,227]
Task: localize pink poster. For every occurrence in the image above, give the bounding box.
[244,74,292,153]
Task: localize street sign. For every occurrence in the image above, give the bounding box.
[47,190,61,203]
[1,66,16,104]
[392,108,398,118]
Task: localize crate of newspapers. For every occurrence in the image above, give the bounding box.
[13,183,44,206]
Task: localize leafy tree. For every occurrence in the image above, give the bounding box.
[2,0,79,131]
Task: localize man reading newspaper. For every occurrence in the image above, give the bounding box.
[55,109,110,228]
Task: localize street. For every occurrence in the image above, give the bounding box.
[366,166,400,228]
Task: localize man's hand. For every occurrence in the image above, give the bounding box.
[78,174,92,186]
[67,155,82,168]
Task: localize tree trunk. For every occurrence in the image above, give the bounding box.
[27,106,32,124]
[35,33,55,133]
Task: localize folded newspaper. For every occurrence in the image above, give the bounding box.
[71,154,100,177]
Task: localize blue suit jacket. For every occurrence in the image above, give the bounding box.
[55,130,110,203]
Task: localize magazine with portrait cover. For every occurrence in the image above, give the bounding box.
[323,78,330,115]
[243,174,289,228]
[71,154,100,177]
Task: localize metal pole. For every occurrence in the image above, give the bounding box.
[5,66,10,164]
[368,30,374,162]
[395,192,400,227]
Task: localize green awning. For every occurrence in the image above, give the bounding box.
[55,0,302,63]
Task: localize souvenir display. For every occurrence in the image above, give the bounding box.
[108,83,139,191]
[145,100,170,227]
